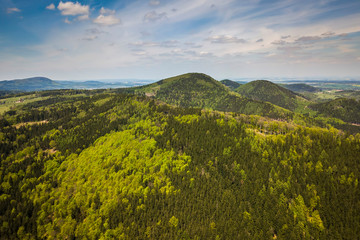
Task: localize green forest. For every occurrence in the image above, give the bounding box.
[1,75,360,239]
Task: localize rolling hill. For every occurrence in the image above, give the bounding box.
[130,73,293,119]
[0,77,59,91]
[235,80,308,111]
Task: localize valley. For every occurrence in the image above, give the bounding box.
[0,73,359,239]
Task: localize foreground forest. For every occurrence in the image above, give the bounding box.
[0,84,359,239]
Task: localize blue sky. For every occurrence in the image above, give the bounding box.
[1,0,360,80]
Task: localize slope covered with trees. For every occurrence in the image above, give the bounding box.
[235,80,308,111]
[0,89,359,239]
[220,79,242,90]
[309,98,360,124]
[129,73,293,120]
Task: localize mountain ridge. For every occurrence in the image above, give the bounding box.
[129,73,293,119]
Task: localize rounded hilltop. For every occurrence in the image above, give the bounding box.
[235,80,305,110]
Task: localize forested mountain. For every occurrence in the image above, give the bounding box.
[309,98,360,124]
[220,79,242,90]
[0,77,58,91]
[125,73,293,120]
[235,80,308,111]
[0,89,359,239]
[282,84,320,93]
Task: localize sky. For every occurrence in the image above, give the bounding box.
[1,0,360,81]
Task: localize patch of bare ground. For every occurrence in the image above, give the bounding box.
[14,120,49,129]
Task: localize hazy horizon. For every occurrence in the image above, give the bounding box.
[2,74,360,84]
[1,0,360,80]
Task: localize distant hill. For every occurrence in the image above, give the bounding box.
[309,98,360,124]
[235,80,307,111]
[220,79,242,90]
[0,77,60,91]
[0,77,136,91]
[131,73,293,119]
[282,83,320,93]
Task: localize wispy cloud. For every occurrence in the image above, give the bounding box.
[93,14,121,26]
[207,35,247,44]
[143,11,167,22]
[64,18,71,24]
[7,7,21,14]
[296,36,323,43]
[46,4,55,10]
[272,40,288,45]
[130,40,178,48]
[82,35,98,41]
[100,7,116,15]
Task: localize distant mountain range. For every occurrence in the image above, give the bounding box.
[0,77,152,92]
[2,74,359,126]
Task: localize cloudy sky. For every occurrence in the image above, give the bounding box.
[1,0,360,80]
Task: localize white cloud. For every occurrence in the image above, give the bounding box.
[64,18,71,24]
[7,7,21,14]
[100,7,115,15]
[93,15,121,26]
[46,3,55,10]
[58,1,89,16]
[143,11,167,22]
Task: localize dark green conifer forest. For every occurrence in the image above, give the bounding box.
[0,81,359,239]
